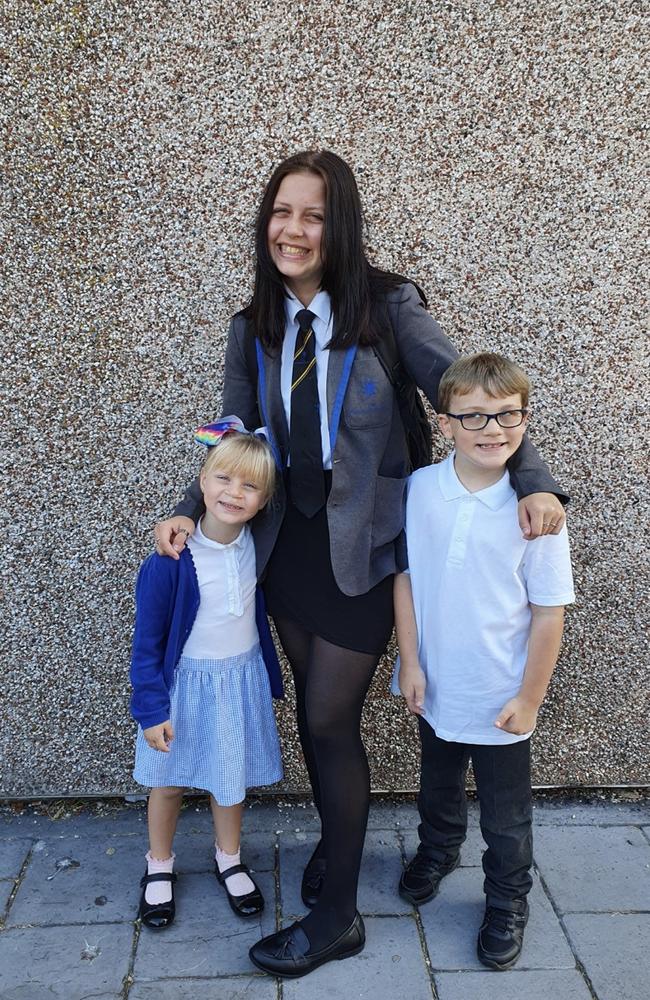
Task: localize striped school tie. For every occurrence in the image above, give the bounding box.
[289,309,326,517]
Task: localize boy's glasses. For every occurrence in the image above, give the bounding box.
[445,408,528,431]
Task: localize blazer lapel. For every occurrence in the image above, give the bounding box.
[326,344,347,417]
[262,348,289,465]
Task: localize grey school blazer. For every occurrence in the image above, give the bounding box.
[175,283,564,597]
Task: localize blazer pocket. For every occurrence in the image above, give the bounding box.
[371,474,407,547]
[343,359,392,428]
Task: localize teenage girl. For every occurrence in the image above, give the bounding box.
[131,420,283,929]
[153,150,567,974]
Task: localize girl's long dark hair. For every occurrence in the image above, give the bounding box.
[247,150,424,351]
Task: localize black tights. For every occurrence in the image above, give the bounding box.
[274,617,380,950]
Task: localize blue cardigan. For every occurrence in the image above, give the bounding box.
[130,548,283,729]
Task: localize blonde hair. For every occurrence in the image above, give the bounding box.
[438,352,530,412]
[201,432,276,502]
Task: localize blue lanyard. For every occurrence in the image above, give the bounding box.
[255,339,357,468]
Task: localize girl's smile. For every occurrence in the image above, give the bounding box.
[200,468,267,544]
[267,171,326,305]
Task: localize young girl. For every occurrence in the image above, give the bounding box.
[130,418,283,929]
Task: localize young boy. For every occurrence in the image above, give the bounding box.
[394,352,574,970]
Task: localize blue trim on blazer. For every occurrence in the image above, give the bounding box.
[130,549,283,730]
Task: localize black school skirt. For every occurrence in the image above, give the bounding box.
[263,471,394,655]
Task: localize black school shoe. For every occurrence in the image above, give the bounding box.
[477,898,529,970]
[398,850,460,905]
[249,912,365,978]
[215,862,264,918]
[301,856,327,908]
[138,871,177,929]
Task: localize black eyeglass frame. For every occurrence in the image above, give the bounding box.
[445,408,529,430]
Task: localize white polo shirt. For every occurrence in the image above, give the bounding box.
[393,453,575,745]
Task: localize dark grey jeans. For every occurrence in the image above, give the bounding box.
[416,717,533,908]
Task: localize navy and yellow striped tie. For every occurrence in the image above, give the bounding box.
[289,309,326,517]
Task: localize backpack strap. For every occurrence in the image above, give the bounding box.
[371,311,401,388]
[372,288,433,471]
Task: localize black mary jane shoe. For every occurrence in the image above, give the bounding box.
[138,870,177,929]
[215,862,264,918]
[301,856,327,909]
[249,912,365,979]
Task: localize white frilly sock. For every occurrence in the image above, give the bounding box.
[144,851,175,905]
[215,843,255,896]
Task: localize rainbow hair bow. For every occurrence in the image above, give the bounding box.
[194,415,269,447]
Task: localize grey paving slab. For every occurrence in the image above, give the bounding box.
[357,830,411,914]
[164,804,219,836]
[0,806,147,840]
[402,825,486,867]
[434,969,593,1000]
[133,871,276,979]
[420,868,575,971]
[129,977,276,999]
[0,922,133,1000]
[277,829,317,919]
[531,800,650,826]
[0,814,58,839]
[7,834,144,926]
[174,798,322,835]
[533,825,650,912]
[173,830,277,875]
[0,839,31,879]
[279,829,411,918]
[282,915,433,1000]
[0,878,16,914]
[365,800,429,830]
[564,913,650,1000]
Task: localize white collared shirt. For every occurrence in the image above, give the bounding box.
[182,520,258,658]
[393,453,575,744]
[281,289,333,468]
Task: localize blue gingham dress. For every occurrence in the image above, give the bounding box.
[133,525,282,805]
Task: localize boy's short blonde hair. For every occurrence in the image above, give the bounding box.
[201,432,276,502]
[438,353,530,413]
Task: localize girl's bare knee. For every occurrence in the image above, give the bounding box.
[151,786,186,802]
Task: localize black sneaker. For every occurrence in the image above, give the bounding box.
[477,898,529,970]
[398,850,460,905]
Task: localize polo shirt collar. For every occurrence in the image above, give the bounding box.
[285,288,332,327]
[195,520,247,549]
[439,452,515,510]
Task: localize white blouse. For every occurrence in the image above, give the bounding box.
[182,520,258,659]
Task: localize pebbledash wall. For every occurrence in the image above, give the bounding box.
[2,1,648,797]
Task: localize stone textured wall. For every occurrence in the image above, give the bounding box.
[2,0,647,796]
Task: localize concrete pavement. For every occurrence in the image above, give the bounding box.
[0,795,648,1000]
